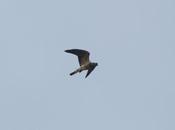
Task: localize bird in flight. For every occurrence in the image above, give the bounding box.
[65,49,98,78]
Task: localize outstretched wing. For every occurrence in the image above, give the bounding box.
[85,65,96,78]
[65,49,90,66]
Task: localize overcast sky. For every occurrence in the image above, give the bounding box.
[0,0,175,130]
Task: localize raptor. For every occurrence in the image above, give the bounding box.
[65,49,98,78]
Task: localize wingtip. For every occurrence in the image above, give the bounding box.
[65,49,73,52]
[64,50,67,52]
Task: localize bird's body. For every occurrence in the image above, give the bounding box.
[65,49,98,78]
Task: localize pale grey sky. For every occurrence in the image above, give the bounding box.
[0,0,175,130]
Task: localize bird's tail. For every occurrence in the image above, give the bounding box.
[70,69,80,76]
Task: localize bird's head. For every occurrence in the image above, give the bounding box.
[92,62,98,67]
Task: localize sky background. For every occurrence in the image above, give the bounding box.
[0,0,175,130]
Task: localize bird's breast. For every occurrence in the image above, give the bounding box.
[80,63,90,70]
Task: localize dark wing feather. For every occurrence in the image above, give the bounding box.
[85,65,96,78]
[65,49,90,66]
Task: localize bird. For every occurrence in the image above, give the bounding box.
[65,49,98,78]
